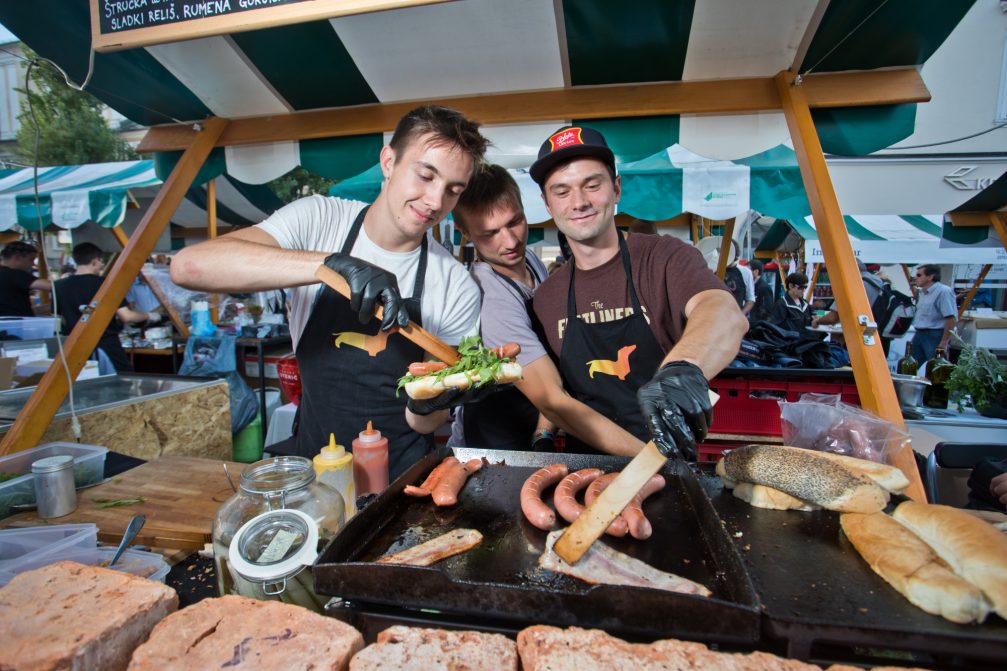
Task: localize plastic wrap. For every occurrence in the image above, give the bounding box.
[779,393,909,464]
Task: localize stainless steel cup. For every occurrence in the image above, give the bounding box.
[32,455,77,518]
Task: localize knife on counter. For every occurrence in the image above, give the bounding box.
[553,390,719,565]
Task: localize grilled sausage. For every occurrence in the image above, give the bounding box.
[431,458,483,506]
[521,464,568,530]
[407,361,449,376]
[584,473,629,537]
[404,456,456,497]
[622,474,666,540]
[554,468,604,524]
[492,343,521,360]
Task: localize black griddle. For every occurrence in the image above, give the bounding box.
[314,447,762,644]
[699,467,1007,667]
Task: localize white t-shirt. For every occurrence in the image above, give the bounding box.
[257,195,480,349]
[738,263,755,302]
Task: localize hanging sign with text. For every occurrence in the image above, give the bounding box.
[90,0,450,52]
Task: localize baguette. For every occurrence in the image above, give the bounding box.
[404,362,523,400]
[841,512,991,624]
[893,501,1007,619]
[718,444,889,513]
[807,449,909,494]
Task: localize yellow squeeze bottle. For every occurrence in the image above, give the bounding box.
[314,433,356,517]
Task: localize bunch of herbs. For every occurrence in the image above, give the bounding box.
[947,333,1007,415]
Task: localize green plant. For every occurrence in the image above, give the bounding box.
[947,333,1007,415]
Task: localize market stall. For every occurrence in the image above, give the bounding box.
[1,1,1005,668]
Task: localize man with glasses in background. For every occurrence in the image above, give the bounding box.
[909,264,956,366]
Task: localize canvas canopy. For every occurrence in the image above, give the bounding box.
[758,214,1007,264]
[0,160,284,233]
[0,0,973,179]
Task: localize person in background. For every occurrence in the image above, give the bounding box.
[748,259,774,322]
[171,105,488,480]
[736,259,755,317]
[909,263,956,366]
[813,259,891,354]
[54,243,162,373]
[529,125,747,460]
[0,240,51,317]
[450,164,644,456]
[126,275,162,314]
[769,272,813,333]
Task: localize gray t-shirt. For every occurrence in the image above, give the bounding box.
[448,251,549,446]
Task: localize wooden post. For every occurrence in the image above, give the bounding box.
[774,252,787,287]
[958,264,992,318]
[0,117,229,456]
[806,263,821,303]
[715,218,735,281]
[207,178,219,324]
[111,226,129,248]
[775,71,924,502]
[988,212,1007,250]
[140,267,190,338]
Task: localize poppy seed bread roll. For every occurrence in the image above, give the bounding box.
[718,445,889,513]
[893,501,1007,619]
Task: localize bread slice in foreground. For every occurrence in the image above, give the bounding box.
[128,595,363,671]
[517,625,824,670]
[0,560,178,671]
[893,501,1007,619]
[841,512,990,624]
[717,445,888,513]
[350,625,517,670]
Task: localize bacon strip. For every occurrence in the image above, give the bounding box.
[376,529,484,567]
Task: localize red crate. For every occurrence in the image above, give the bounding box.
[709,377,860,437]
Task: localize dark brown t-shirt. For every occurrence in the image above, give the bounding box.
[532,233,728,358]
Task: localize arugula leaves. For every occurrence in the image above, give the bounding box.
[396,335,513,396]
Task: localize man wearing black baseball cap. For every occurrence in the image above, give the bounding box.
[529,126,748,460]
[0,240,50,317]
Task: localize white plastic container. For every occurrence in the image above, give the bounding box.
[0,316,58,341]
[6,545,170,583]
[0,442,108,518]
[0,524,99,587]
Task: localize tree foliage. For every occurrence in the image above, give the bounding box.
[15,47,136,166]
[268,167,337,204]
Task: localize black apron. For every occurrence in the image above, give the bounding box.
[294,206,432,481]
[558,233,664,453]
[462,258,544,451]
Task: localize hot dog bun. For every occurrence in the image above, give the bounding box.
[892,501,1007,619]
[404,362,523,400]
[717,444,889,513]
[730,482,819,511]
[841,512,991,624]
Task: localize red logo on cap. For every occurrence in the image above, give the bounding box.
[549,128,583,152]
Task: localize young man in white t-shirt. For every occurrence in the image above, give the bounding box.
[172,106,488,478]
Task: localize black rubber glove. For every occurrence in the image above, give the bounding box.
[406,382,508,416]
[323,252,409,332]
[637,361,712,461]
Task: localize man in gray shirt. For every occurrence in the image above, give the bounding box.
[449,164,644,456]
[910,264,957,366]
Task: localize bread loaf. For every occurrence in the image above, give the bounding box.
[517,625,824,670]
[128,595,363,670]
[731,482,819,511]
[892,501,1007,619]
[718,445,889,513]
[405,362,522,399]
[0,560,177,671]
[350,626,517,670]
[840,512,990,624]
[807,449,909,493]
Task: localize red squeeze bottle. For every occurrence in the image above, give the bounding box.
[352,420,389,495]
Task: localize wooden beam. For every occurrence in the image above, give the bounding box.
[110,226,129,248]
[775,71,925,503]
[140,267,189,339]
[207,178,219,324]
[0,117,228,456]
[715,220,735,281]
[958,264,992,318]
[138,68,929,152]
[989,212,1007,250]
[0,231,22,244]
[806,263,821,303]
[948,211,997,228]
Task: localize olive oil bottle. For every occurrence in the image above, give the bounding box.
[923,348,953,409]
[897,343,919,376]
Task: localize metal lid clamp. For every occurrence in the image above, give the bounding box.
[227,508,319,595]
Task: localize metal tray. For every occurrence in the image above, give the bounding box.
[700,468,1007,667]
[314,447,762,644]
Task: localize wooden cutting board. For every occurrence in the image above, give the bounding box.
[1,456,241,550]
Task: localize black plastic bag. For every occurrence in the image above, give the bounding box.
[178,335,259,432]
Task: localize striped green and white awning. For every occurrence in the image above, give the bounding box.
[759,214,1007,264]
[0,0,974,182]
[0,161,284,232]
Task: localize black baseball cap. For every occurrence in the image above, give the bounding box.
[529,126,615,187]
